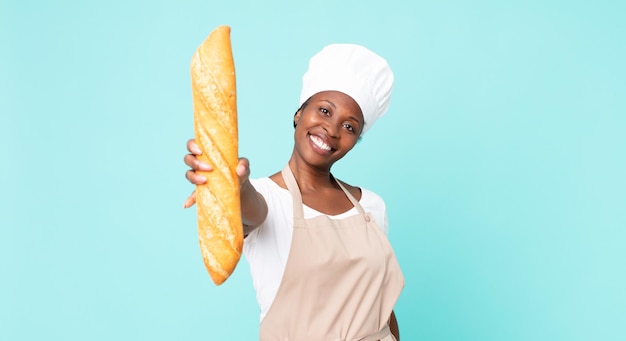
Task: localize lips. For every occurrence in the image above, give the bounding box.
[309,134,333,153]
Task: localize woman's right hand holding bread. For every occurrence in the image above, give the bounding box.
[183,139,267,233]
[184,138,213,190]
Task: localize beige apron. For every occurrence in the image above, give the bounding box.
[259,165,404,341]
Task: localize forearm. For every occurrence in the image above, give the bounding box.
[240,179,267,234]
[389,310,399,340]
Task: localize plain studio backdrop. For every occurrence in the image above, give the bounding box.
[1,0,624,340]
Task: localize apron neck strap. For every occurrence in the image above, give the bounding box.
[281,165,366,219]
[281,164,304,219]
[333,176,366,215]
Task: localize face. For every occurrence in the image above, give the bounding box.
[293,91,364,169]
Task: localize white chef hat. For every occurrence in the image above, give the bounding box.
[299,43,394,135]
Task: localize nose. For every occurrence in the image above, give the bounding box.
[324,118,341,138]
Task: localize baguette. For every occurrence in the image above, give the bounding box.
[190,25,242,285]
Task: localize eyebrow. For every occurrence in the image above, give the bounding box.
[321,99,360,122]
[321,99,337,109]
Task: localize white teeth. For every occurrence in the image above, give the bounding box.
[310,135,331,151]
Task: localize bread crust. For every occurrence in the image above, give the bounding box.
[190,25,242,285]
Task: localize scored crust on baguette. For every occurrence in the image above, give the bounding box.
[190,25,243,285]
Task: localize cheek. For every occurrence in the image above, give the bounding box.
[304,111,323,123]
[342,135,359,150]
[299,111,325,129]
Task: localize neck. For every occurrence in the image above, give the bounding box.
[287,156,337,192]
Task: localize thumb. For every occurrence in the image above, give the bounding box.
[236,157,250,181]
[183,190,197,208]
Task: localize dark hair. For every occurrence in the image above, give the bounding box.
[293,98,310,128]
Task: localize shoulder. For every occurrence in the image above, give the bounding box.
[341,182,389,234]
[249,177,292,214]
[358,186,387,211]
[338,178,387,211]
[337,179,386,206]
[359,187,389,234]
[245,177,294,243]
[250,176,274,190]
[251,177,283,194]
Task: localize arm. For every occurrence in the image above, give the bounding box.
[390,310,400,340]
[184,139,268,235]
[237,159,268,235]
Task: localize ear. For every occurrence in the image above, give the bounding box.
[293,109,302,128]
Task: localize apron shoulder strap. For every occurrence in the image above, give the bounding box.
[281,164,367,218]
[334,177,366,215]
[281,165,304,220]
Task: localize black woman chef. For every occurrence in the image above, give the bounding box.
[184,43,405,340]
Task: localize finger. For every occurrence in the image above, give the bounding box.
[187,138,202,155]
[183,190,197,208]
[184,153,212,171]
[186,169,207,185]
[236,157,250,177]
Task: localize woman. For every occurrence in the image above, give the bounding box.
[184,44,404,340]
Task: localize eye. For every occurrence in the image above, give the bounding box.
[343,123,356,133]
[319,107,330,116]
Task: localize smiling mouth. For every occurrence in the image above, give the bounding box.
[309,135,332,152]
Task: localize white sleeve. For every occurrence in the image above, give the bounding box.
[359,187,389,235]
[243,178,293,321]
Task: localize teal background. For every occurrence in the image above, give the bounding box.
[1,0,624,340]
